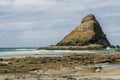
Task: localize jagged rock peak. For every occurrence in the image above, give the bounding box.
[81,14,96,23]
[56,14,111,47]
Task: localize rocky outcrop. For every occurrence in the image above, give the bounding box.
[57,14,111,48]
[41,44,104,50]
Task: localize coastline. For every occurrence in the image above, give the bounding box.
[0,51,120,80]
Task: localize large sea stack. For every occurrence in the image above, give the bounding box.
[40,14,111,50]
[57,14,111,47]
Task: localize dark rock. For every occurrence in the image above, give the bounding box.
[116,45,120,48]
[57,14,111,48]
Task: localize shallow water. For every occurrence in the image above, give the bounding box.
[102,64,120,71]
[0,47,119,58]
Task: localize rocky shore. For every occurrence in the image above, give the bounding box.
[38,44,105,50]
[0,51,120,80]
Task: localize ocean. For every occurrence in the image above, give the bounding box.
[0,47,119,58]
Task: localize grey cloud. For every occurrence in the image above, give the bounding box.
[0,0,120,47]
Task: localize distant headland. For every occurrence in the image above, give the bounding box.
[38,14,114,50]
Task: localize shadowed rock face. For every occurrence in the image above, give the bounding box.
[57,14,111,47]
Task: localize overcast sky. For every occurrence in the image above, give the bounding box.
[0,0,120,47]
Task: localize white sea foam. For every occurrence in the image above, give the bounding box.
[39,50,95,53]
[0,49,117,58]
[15,49,36,51]
[0,50,96,58]
[106,47,111,50]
